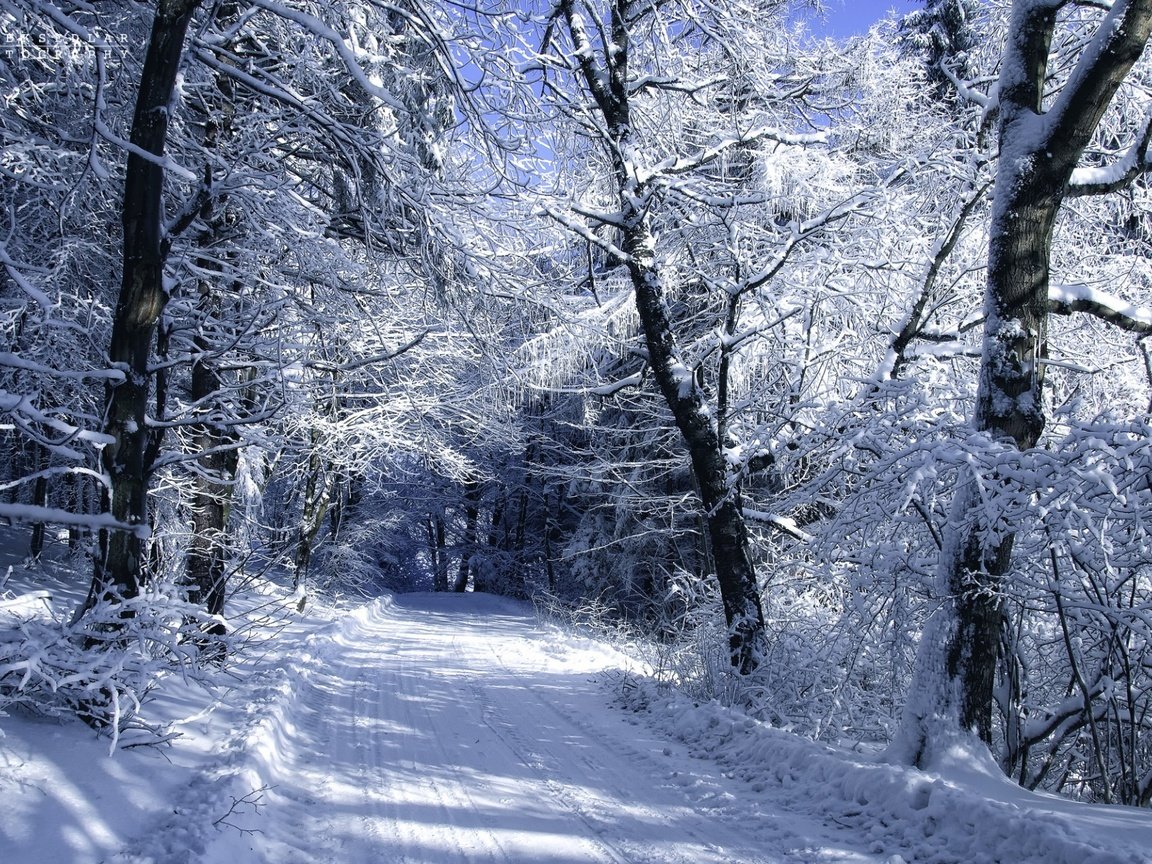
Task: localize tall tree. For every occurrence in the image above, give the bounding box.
[87,0,206,611]
[544,0,787,673]
[894,0,1152,767]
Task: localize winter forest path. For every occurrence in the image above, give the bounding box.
[201,592,881,864]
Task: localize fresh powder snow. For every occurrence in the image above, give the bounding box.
[3,570,1150,864]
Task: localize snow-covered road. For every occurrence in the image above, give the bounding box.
[201,592,874,864]
[6,586,1150,864]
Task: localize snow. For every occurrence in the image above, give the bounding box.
[0,504,145,536]
[1049,282,1152,328]
[3,575,1151,864]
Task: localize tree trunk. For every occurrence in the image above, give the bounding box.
[185,344,239,619]
[184,29,240,624]
[28,444,48,560]
[625,226,765,672]
[88,0,203,609]
[894,0,1152,767]
[426,511,449,591]
[560,0,766,673]
[453,480,481,592]
[294,433,329,609]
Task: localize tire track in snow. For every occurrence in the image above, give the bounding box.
[452,604,870,864]
[192,593,884,863]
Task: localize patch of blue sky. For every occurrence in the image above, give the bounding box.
[799,0,919,39]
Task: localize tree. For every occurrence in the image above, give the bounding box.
[538,0,852,673]
[899,0,981,100]
[87,0,207,612]
[894,0,1152,767]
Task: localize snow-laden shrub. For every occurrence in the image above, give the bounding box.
[0,588,218,747]
[820,403,1152,804]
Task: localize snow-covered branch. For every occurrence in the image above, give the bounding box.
[249,0,406,111]
[939,60,994,111]
[538,204,631,263]
[1068,109,1152,196]
[0,352,125,383]
[303,331,430,373]
[0,503,146,536]
[1048,283,1152,333]
[634,126,828,185]
[743,508,812,542]
[93,116,198,181]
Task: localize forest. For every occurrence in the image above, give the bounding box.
[3,0,1152,812]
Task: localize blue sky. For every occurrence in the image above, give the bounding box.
[812,0,919,38]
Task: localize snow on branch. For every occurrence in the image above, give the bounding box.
[1043,0,1152,160]
[0,243,53,314]
[303,331,430,373]
[736,177,898,296]
[538,204,631,263]
[524,370,646,398]
[250,0,405,111]
[0,465,105,494]
[743,509,812,542]
[0,352,125,383]
[24,0,108,46]
[93,117,198,181]
[570,201,626,228]
[634,126,828,185]
[1,390,114,456]
[0,503,147,536]
[939,60,994,112]
[718,307,803,351]
[627,73,728,98]
[589,371,643,396]
[1049,282,1152,333]
[1068,109,1152,196]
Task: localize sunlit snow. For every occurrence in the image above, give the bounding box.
[3,567,1150,864]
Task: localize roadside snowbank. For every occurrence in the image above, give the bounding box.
[615,675,1151,864]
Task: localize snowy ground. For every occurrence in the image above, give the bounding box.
[2,572,1151,864]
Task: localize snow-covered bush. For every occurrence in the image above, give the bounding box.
[820,402,1152,803]
[0,588,217,746]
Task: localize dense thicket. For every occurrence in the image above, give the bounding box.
[4,0,1152,807]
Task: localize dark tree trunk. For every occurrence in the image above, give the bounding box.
[543,491,557,595]
[432,512,449,591]
[294,434,329,608]
[89,0,203,609]
[185,348,239,618]
[625,231,765,673]
[185,26,241,624]
[28,443,48,560]
[560,0,766,673]
[896,0,1152,767]
[453,480,481,592]
[63,471,84,549]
